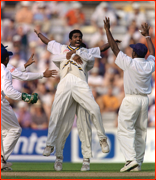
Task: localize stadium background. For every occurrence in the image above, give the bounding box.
[1,1,155,163]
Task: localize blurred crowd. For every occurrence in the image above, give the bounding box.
[1,1,155,129]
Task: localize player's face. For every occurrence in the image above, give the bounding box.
[70,33,82,47]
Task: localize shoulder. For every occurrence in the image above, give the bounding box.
[146,55,155,62]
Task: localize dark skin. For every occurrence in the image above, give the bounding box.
[2,56,9,67]
[140,23,155,57]
[104,17,155,58]
[34,29,121,64]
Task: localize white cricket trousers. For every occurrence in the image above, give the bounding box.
[55,104,92,159]
[46,73,106,147]
[1,103,22,161]
[117,94,149,166]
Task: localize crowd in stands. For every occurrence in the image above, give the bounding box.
[1,1,155,129]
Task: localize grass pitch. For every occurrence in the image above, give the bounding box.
[1,162,155,179]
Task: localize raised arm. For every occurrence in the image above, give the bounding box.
[103,17,120,56]
[99,40,121,52]
[34,29,50,45]
[139,23,155,57]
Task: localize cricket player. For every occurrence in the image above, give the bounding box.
[104,17,155,172]
[1,45,38,170]
[35,29,112,170]
[1,45,56,171]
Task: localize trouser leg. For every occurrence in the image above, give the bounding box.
[46,77,73,147]
[1,104,22,161]
[72,78,106,141]
[117,96,141,161]
[134,96,149,166]
[76,105,92,158]
[55,102,77,157]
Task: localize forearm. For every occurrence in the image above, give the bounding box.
[146,37,155,56]
[38,33,50,45]
[105,29,120,56]
[99,43,110,52]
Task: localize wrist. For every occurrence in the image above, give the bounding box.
[38,32,41,37]
[24,64,27,69]
[145,36,150,38]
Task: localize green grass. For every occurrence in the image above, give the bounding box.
[1,162,155,179]
[3,162,155,172]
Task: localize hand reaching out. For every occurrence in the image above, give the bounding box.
[24,54,35,68]
[43,68,57,78]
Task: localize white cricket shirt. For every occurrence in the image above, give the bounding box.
[1,63,22,105]
[7,63,43,80]
[115,51,155,95]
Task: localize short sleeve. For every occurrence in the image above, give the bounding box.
[146,55,155,72]
[47,40,62,55]
[115,51,132,71]
[88,47,101,58]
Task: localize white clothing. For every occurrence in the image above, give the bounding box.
[1,63,22,161]
[47,40,101,81]
[126,12,146,28]
[115,51,155,95]
[7,63,43,80]
[115,51,155,166]
[1,63,45,161]
[1,64,22,105]
[117,94,149,165]
[46,73,106,147]
[46,41,106,157]
[91,7,116,27]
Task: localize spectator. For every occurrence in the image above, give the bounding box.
[33,2,50,22]
[91,2,117,29]
[30,100,48,130]
[16,101,32,128]
[121,24,141,50]
[65,2,85,27]
[89,27,107,47]
[15,1,33,24]
[2,19,17,42]
[125,3,146,28]
[88,67,103,94]
[97,85,120,113]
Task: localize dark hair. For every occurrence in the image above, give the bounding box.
[69,29,83,40]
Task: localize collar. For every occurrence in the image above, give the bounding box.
[67,45,81,51]
[133,58,145,62]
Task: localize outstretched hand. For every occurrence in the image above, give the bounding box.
[24,54,35,68]
[139,23,150,36]
[43,68,57,78]
[103,17,110,30]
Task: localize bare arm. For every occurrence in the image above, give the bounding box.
[140,23,155,57]
[103,17,120,56]
[34,29,50,45]
[100,40,121,52]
